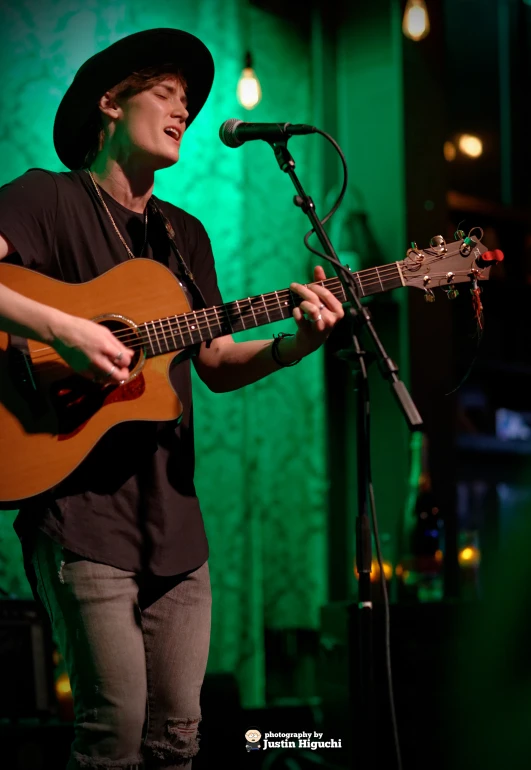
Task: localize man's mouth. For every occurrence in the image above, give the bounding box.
[164,127,181,143]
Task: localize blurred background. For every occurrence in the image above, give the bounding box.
[1,0,530,768]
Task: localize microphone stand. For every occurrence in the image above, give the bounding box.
[268,139,423,769]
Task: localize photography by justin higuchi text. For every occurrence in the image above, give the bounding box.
[245,728,342,752]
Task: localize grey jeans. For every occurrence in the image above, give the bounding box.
[30,529,212,770]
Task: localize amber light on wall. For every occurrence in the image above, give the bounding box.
[457,134,483,158]
[354,559,393,582]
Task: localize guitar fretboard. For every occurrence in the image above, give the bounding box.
[137,264,403,357]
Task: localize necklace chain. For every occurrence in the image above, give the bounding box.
[87,170,148,259]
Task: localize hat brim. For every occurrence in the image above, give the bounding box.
[54,28,214,170]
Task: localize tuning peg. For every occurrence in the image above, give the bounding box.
[424,289,435,303]
[445,287,459,300]
[410,241,418,250]
[460,237,473,257]
[430,235,446,252]
[454,229,465,240]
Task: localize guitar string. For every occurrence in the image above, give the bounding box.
[109,273,401,343]
[12,270,470,378]
[18,284,359,372]
[28,268,403,356]
[17,258,467,372]
[27,276,394,363]
[26,264,466,367]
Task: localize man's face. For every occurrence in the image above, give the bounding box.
[113,78,189,169]
[245,730,261,743]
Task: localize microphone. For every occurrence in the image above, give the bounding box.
[219,119,317,148]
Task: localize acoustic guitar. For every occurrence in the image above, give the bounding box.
[0,230,503,504]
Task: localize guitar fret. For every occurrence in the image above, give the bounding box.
[183,313,194,345]
[276,290,291,320]
[222,305,234,333]
[142,324,156,356]
[282,291,292,317]
[167,316,180,350]
[355,273,365,297]
[396,261,406,287]
[177,319,188,347]
[151,321,163,354]
[213,306,224,336]
[274,291,283,319]
[375,267,384,293]
[203,309,213,340]
[158,318,169,352]
[235,300,246,330]
[192,310,204,341]
[338,281,348,302]
[248,297,258,327]
[330,280,345,303]
[262,295,271,323]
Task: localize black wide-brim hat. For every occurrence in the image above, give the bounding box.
[54,28,215,170]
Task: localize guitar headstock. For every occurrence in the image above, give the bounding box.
[399,228,504,301]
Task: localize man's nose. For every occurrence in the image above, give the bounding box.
[173,104,189,122]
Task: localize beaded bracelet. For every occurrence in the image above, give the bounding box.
[271,333,301,367]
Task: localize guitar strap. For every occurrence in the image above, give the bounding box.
[148,196,209,311]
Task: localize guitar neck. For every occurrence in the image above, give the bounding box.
[138,262,404,357]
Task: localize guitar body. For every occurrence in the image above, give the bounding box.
[0,259,190,505]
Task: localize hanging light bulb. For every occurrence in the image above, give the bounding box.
[237,52,262,110]
[402,0,430,42]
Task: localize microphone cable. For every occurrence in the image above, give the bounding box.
[300,128,403,770]
[301,129,348,260]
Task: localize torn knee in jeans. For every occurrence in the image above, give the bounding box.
[69,751,143,769]
[144,716,201,764]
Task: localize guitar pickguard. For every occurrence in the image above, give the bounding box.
[50,374,146,440]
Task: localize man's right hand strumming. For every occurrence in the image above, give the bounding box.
[51,312,134,384]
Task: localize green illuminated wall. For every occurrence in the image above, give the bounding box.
[0,0,327,707]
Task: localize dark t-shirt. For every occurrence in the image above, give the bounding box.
[0,168,223,576]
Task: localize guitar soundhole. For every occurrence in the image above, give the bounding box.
[50,319,145,439]
[99,318,143,371]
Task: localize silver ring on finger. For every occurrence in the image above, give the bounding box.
[106,364,117,379]
[311,313,323,323]
[113,351,123,364]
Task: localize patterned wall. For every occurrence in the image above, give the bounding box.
[0,0,327,707]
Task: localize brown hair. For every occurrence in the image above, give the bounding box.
[82,65,188,168]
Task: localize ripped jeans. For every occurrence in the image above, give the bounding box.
[30,529,211,770]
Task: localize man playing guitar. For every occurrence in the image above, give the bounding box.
[0,28,344,770]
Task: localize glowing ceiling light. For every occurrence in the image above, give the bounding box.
[458,134,483,158]
[402,0,430,42]
[237,52,262,110]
